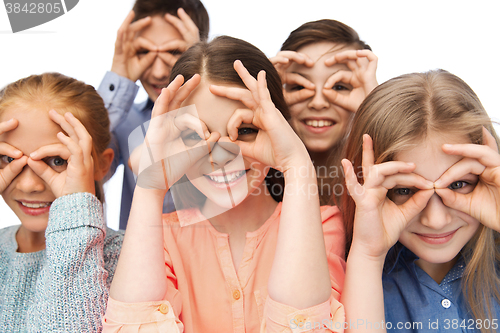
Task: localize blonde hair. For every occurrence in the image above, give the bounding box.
[0,72,111,202]
[339,69,500,331]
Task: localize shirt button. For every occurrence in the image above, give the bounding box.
[109,84,115,91]
[441,299,451,308]
[158,303,169,314]
[233,290,241,300]
[292,314,307,328]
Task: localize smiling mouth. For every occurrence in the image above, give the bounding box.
[151,84,168,92]
[205,170,247,184]
[304,119,334,128]
[20,201,51,209]
[415,230,458,244]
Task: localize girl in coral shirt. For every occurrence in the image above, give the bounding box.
[103,36,346,332]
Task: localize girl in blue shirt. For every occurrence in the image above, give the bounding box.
[340,69,500,333]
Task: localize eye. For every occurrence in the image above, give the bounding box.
[285,84,305,92]
[137,49,149,58]
[332,83,351,92]
[181,130,203,147]
[44,156,68,172]
[387,187,415,205]
[447,179,476,194]
[0,155,15,169]
[237,127,258,136]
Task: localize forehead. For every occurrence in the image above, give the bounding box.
[288,42,356,78]
[0,103,62,155]
[395,133,470,182]
[138,15,183,46]
[182,80,246,134]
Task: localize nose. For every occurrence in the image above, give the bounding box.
[210,142,237,170]
[419,193,452,230]
[307,87,330,111]
[15,166,46,194]
[150,57,170,81]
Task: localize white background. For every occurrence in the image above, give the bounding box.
[1,0,499,229]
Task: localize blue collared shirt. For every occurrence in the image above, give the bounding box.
[382,244,500,332]
[98,72,175,229]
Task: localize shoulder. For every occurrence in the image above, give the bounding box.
[0,225,20,254]
[320,205,343,228]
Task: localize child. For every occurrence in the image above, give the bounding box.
[98,0,210,229]
[0,73,123,332]
[271,19,378,205]
[103,36,346,332]
[340,70,500,332]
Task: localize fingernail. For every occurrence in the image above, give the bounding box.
[205,131,210,139]
[443,144,452,149]
[30,152,37,158]
[406,162,415,166]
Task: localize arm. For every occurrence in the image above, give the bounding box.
[340,135,433,333]
[27,193,113,332]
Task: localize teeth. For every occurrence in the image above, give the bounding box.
[207,170,246,183]
[21,202,51,208]
[305,120,333,128]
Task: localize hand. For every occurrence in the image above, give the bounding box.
[28,110,95,198]
[210,60,311,174]
[434,127,500,231]
[136,74,220,193]
[164,8,200,47]
[323,49,378,113]
[0,118,28,193]
[111,11,158,82]
[343,134,433,258]
[269,51,316,106]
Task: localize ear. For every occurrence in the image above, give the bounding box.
[94,148,115,181]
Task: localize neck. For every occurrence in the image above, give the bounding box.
[16,225,46,253]
[415,256,458,284]
[202,182,278,236]
[309,150,330,171]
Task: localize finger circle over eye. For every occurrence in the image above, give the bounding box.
[227,109,255,141]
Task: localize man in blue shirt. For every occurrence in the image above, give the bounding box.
[98,0,209,229]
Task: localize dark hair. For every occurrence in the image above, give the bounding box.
[132,0,209,40]
[281,19,371,52]
[169,36,288,207]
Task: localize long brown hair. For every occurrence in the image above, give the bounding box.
[0,72,111,202]
[169,35,288,208]
[340,69,500,331]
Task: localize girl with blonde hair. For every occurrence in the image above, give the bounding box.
[0,73,123,332]
[340,70,500,332]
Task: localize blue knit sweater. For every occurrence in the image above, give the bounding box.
[0,193,123,332]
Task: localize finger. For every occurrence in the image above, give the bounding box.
[324,70,356,90]
[381,173,434,191]
[0,156,28,189]
[156,52,179,68]
[361,134,375,178]
[434,188,470,214]
[482,126,499,152]
[57,131,84,168]
[165,8,200,46]
[233,60,258,94]
[0,118,19,135]
[117,10,135,36]
[398,189,434,222]
[273,51,314,67]
[342,158,364,202]
[257,70,276,114]
[27,158,59,187]
[169,74,201,110]
[269,55,289,66]
[440,141,500,169]
[157,39,189,53]
[151,87,172,119]
[64,112,93,162]
[136,50,158,73]
[324,49,378,66]
[133,36,158,53]
[209,84,258,110]
[0,143,23,160]
[226,109,255,141]
[283,72,315,90]
[174,110,209,140]
[434,158,485,189]
[365,161,417,189]
[48,110,77,141]
[128,15,152,33]
[284,89,316,106]
[29,143,71,161]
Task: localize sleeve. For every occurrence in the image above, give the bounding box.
[260,206,346,333]
[97,71,139,132]
[102,215,184,333]
[26,192,117,333]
